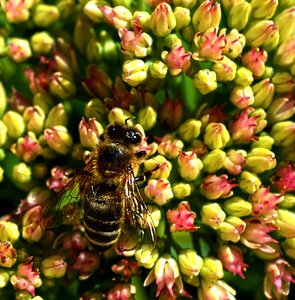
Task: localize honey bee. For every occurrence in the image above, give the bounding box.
[43,121,157,253]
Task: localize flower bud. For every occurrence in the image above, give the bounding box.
[149,60,168,79]
[275,38,295,69]
[178,151,203,181]
[279,194,295,209]
[271,72,295,93]
[282,238,295,259]
[0,221,20,244]
[108,107,133,124]
[79,117,104,149]
[173,7,191,30]
[0,269,10,288]
[224,149,247,175]
[41,255,67,278]
[33,4,60,27]
[245,148,276,173]
[202,149,226,173]
[172,182,192,200]
[85,98,108,122]
[201,203,226,230]
[274,7,295,42]
[250,0,278,19]
[251,134,274,149]
[178,119,202,143]
[204,123,230,149]
[178,249,203,277]
[122,59,148,86]
[234,67,254,87]
[49,72,77,99]
[31,32,55,54]
[106,283,135,300]
[223,196,252,217]
[0,120,8,147]
[0,82,7,117]
[272,164,295,194]
[149,3,176,37]
[250,108,267,134]
[252,78,275,109]
[13,162,31,184]
[200,257,224,281]
[192,0,221,32]
[83,0,109,23]
[135,247,159,269]
[144,155,172,179]
[8,38,32,63]
[0,242,17,268]
[230,85,254,109]
[160,96,183,130]
[218,216,246,242]
[3,0,31,23]
[241,48,267,78]
[275,209,295,238]
[228,1,251,31]
[32,92,54,114]
[212,55,237,82]
[23,105,45,135]
[100,5,132,29]
[144,178,173,206]
[45,103,69,128]
[271,121,295,147]
[222,28,246,59]
[238,171,261,194]
[137,106,157,131]
[2,110,26,139]
[157,134,184,159]
[193,69,217,95]
[44,125,73,155]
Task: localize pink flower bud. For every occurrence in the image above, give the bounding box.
[178,151,203,181]
[4,0,30,23]
[271,163,295,194]
[0,242,17,268]
[106,283,135,300]
[241,47,267,78]
[112,259,141,280]
[79,117,104,149]
[200,174,237,200]
[166,201,199,232]
[157,134,184,159]
[8,38,32,62]
[71,251,100,279]
[100,5,132,29]
[47,166,70,192]
[224,149,247,175]
[160,96,183,130]
[144,179,173,206]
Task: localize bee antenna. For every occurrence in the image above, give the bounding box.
[125,116,135,125]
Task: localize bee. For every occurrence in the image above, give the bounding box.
[43,121,157,253]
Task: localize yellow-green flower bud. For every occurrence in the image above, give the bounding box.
[201,203,226,230]
[0,269,10,288]
[33,4,60,27]
[271,72,295,94]
[238,171,261,194]
[144,178,173,206]
[41,255,67,278]
[202,149,226,173]
[271,121,295,147]
[135,246,159,269]
[178,151,203,181]
[148,205,161,228]
[252,78,275,109]
[0,120,8,147]
[275,209,295,238]
[85,98,108,122]
[8,38,32,63]
[31,32,55,54]
[222,28,246,59]
[274,7,295,42]
[45,103,69,128]
[23,105,45,135]
[44,125,73,155]
[0,221,20,244]
[2,111,26,139]
[192,0,221,32]
[250,108,267,134]
[33,92,55,114]
[230,85,254,109]
[223,196,252,217]
[149,60,168,79]
[282,238,295,260]
[149,3,176,37]
[133,11,150,31]
[144,155,172,179]
[137,106,157,131]
[224,149,247,176]
[274,38,295,68]
[267,97,295,125]
[251,134,274,149]
[178,119,202,143]
[79,118,104,149]
[12,162,31,183]
[49,72,77,99]
[172,182,192,199]
[250,0,278,19]
[0,82,7,117]
[178,249,203,277]
[218,216,246,242]
[212,56,237,82]
[83,0,108,23]
[245,148,276,173]
[173,7,191,30]
[193,69,217,95]
[200,257,224,281]
[122,59,148,86]
[204,123,230,149]
[234,67,254,87]
[280,194,295,209]
[108,107,133,124]
[228,1,251,31]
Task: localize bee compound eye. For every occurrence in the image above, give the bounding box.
[126,131,141,144]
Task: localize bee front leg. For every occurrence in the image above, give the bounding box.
[135,165,160,183]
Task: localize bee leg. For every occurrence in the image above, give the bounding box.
[135,165,160,183]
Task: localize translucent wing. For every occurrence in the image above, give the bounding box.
[120,169,157,249]
[42,160,93,228]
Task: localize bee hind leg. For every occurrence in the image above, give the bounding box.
[135,165,160,183]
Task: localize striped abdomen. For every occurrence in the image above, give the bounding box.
[83,185,123,253]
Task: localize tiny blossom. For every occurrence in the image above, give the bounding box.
[71,251,100,279]
[111,259,141,281]
[100,6,132,29]
[166,201,199,232]
[271,163,295,194]
[4,0,30,23]
[241,47,267,78]
[106,283,136,300]
[156,134,184,159]
[46,166,70,192]
[0,241,17,268]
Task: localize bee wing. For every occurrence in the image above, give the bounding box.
[43,160,93,228]
[121,170,157,248]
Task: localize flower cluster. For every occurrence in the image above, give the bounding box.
[0,0,294,299]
